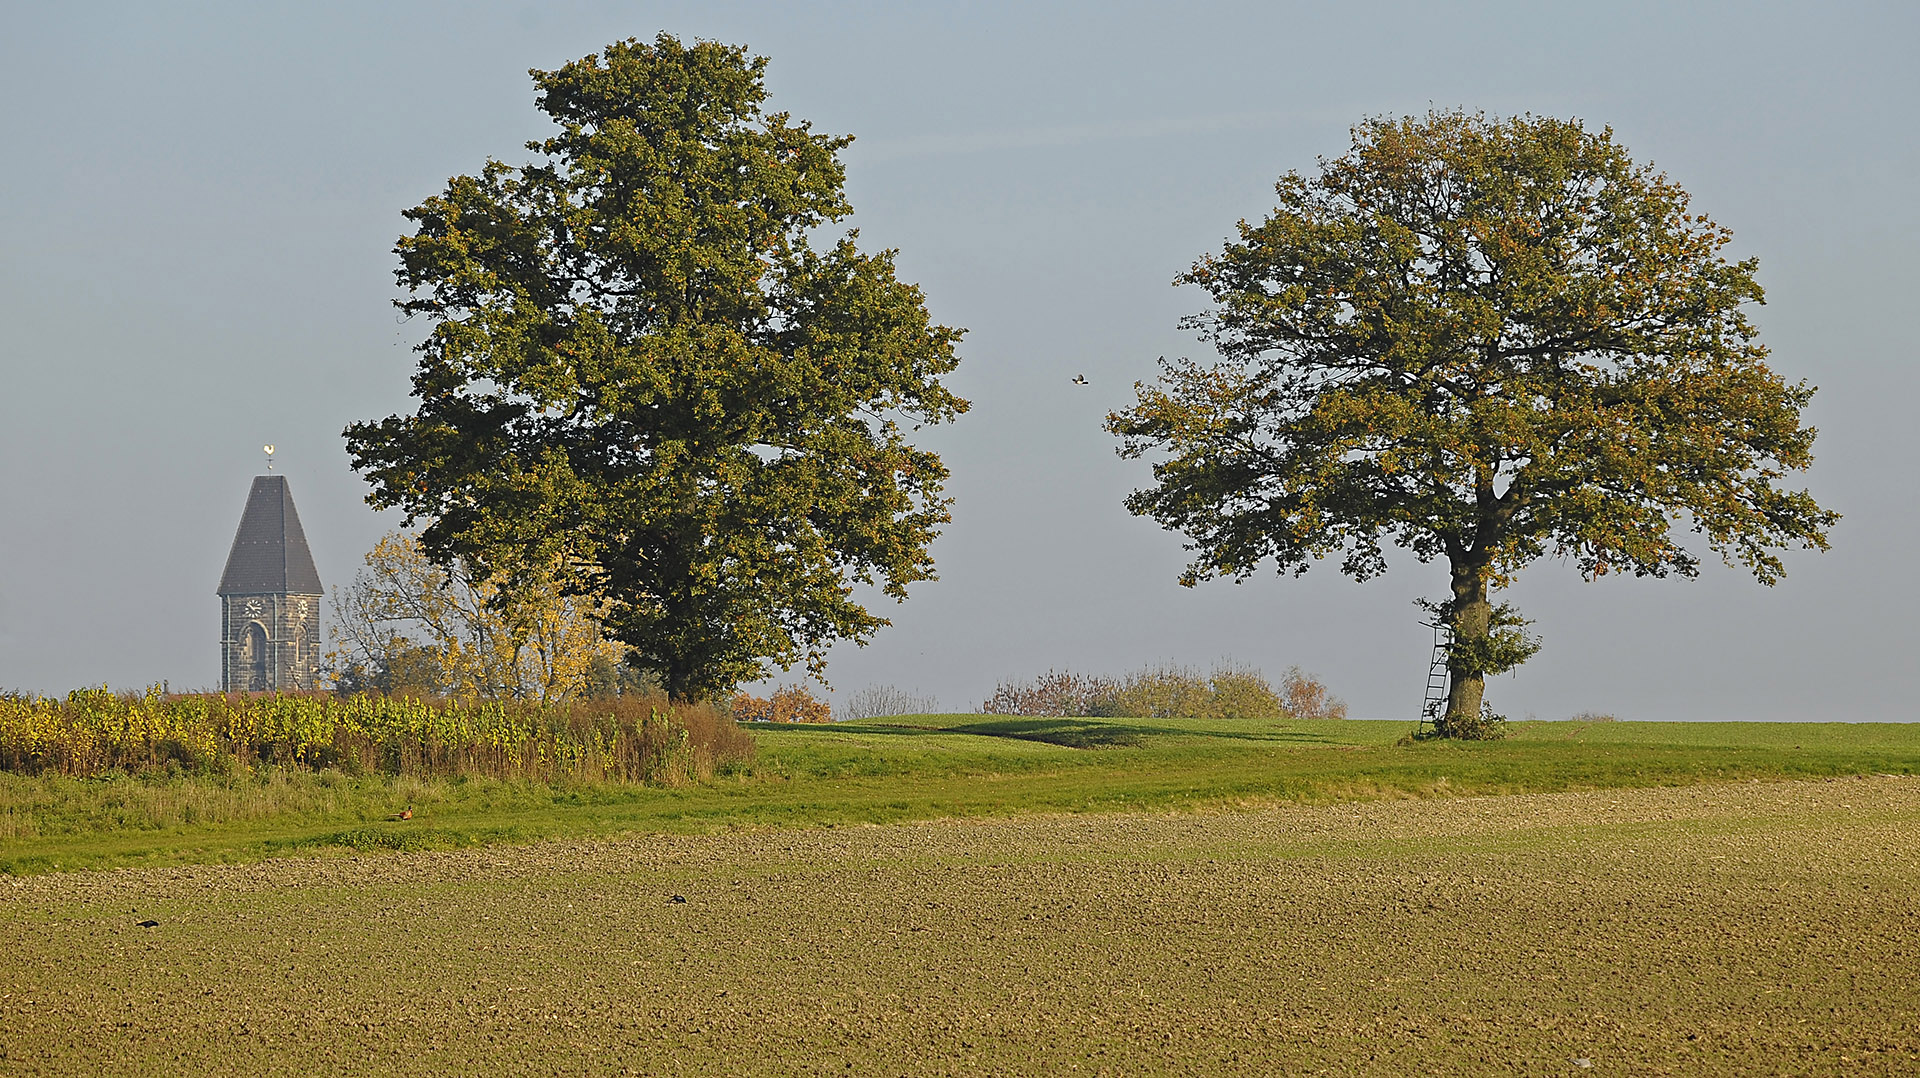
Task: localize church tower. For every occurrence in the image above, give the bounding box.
[217,475,324,692]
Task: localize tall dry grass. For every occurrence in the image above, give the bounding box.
[0,688,753,784]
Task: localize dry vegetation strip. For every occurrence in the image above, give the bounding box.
[6,716,1918,874]
[4,776,1917,1075]
[0,690,751,783]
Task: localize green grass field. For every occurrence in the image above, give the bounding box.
[6,715,1917,874]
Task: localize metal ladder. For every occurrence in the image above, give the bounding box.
[1417,620,1453,735]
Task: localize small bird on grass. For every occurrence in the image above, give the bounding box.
[136,919,160,928]
[388,808,413,821]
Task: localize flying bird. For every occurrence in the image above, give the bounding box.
[1071,375,1089,385]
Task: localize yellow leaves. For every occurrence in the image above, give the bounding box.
[0,690,743,784]
[731,684,830,723]
[333,532,621,704]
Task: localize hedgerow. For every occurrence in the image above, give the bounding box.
[0,688,753,783]
[978,662,1345,720]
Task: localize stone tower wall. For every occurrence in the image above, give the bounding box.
[220,592,323,692]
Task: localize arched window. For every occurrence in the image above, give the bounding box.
[243,622,269,691]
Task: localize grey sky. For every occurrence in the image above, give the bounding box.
[2,2,1914,720]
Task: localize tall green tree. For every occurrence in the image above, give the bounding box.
[345,35,966,701]
[1108,111,1836,737]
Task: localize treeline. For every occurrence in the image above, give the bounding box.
[979,663,1346,720]
[0,688,752,783]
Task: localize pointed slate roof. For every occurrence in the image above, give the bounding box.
[218,475,323,596]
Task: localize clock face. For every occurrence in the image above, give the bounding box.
[245,598,263,618]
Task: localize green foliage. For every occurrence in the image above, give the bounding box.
[344,34,966,702]
[1418,598,1542,680]
[1418,703,1510,742]
[581,653,660,699]
[1452,605,1542,680]
[1109,110,1836,733]
[0,687,752,784]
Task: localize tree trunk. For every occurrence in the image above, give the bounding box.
[1440,561,1490,738]
[664,666,694,706]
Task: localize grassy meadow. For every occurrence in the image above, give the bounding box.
[5,714,1917,875]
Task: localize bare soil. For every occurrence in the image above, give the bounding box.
[4,776,1917,1075]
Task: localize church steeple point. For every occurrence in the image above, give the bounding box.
[218,475,323,692]
[219,475,322,596]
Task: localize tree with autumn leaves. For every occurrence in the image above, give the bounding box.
[326,532,631,703]
[345,35,965,702]
[1110,111,1836,737]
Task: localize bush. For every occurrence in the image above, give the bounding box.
[1207,661,1287,719]
[1090,665,1212,719]
[732,684,832,724]
[0,687,755,784]
[730,692,767,722]
[1280,666,1348,720]
[978,671,1107,718]
[1440,703,1509,741]
[838,684,941,721]
[980,661,1330,720]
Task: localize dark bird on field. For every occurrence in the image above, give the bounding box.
[1071,375,1089,385]
[669,894,688,904]
[136,919,160,928]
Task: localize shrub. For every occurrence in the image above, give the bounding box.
[1207,661,1286,719]
[839,684,941,721]
[980,661,1315,720]
[1443,703,1509,741]
[979,671,1107,717]
[732,684,832,724]
[1089,664,1208,719]
[1280,666,1348,719]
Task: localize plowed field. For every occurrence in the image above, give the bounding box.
[4,776,1917,1075]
